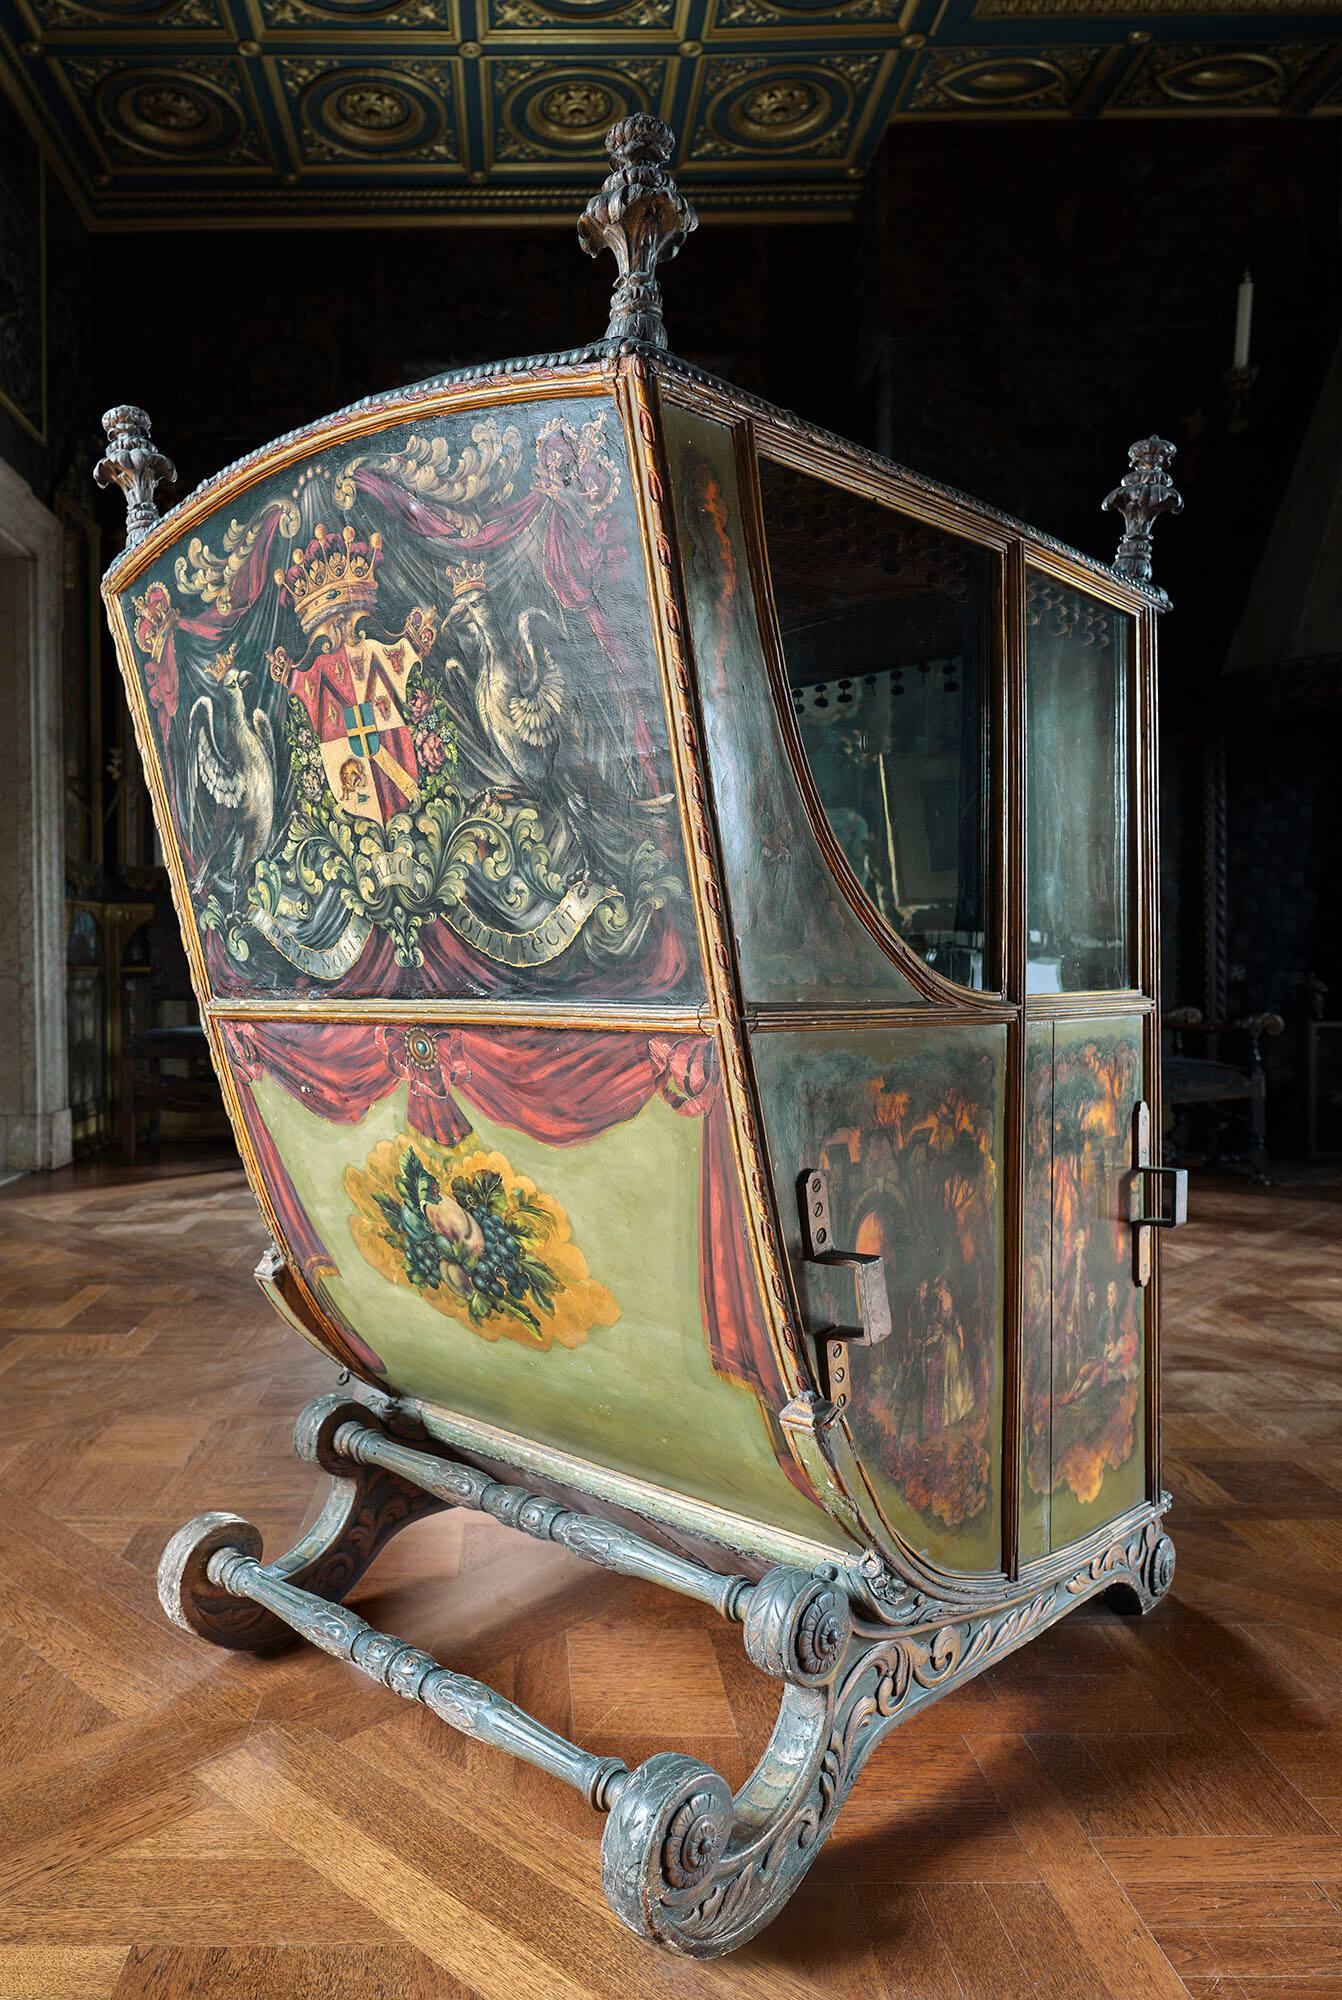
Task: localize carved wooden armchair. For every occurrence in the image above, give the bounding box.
[1163,1005,1285,1182]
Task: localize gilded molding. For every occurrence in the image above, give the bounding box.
[903,43,1104,113]
[616,358,807,1390]
[687,51,881,162]
[1109,40,1325,108]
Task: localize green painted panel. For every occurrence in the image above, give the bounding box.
[752,1025,1007,1576]
[662,401,919,1011]
[250,1065,845,1548]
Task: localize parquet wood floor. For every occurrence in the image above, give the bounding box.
[2,1155,1340,1999]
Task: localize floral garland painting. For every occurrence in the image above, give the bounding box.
[347,1134,618,1351]
[118,398,698,1003]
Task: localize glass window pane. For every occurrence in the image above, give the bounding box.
[1025,575,1133,993]
[758,459,994,992]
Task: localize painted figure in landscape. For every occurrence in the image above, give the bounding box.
[808,1052,1000,1533]
[123,399,696,1001]
[1024,1031,1142,1515]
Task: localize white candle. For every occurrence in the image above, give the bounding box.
[1233,270,1253,372]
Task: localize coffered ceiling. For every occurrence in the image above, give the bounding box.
[1,0,1339,227]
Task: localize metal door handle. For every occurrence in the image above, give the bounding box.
[1128,1101,1188,1286]
[797,1166,891,1408]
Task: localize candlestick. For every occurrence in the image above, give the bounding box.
[1233,270,1253,372]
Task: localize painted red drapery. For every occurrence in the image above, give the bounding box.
[221,1020,797,1480]
[203,909,689,1006]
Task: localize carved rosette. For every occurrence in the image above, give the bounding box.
[94,404,177,549]
[1101,435,1184,588]
[743,1564,852,1686]
[577,115,698,349]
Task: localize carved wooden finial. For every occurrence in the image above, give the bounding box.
[577,116,698,351]
[94,404,176,549]
[1102,436,1184,588]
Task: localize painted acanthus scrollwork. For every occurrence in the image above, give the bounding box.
[578,116,698,350]
[94,405,176,550]
[1102,435,1184,589]
[174,501,300,615]
[332,418,524,530]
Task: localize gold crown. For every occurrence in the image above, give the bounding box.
[448,559,487,599]
[205,644,238,685]
[274,522,382,635]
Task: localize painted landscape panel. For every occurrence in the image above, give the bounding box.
[1022,1015,1147,1553]
[753,1025,1006,1574]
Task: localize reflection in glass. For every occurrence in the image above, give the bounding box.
[1025,577,1132,993]
[759,459,994,991]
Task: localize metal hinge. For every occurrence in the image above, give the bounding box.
[796,1167,892,1408]
[1127,1100,1188,1287]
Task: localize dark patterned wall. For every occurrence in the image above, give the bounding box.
[860,120,1342,671]
[0,109,89,502]
[82,218,861,516]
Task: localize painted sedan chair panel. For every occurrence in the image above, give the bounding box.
[98,121,1181,1962]
[104,379,849,1555]
[662,392,1158,1586]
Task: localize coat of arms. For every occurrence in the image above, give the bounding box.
[138,403,692,997]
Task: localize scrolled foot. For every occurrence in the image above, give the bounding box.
[1106,1528,1176,1616]
[602,1752,737,1952]
[157,1395,445,1653]
[159,1512,265,1642]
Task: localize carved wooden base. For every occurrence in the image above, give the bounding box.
[157,1396,445,1653]
[603,1518,1175,1955]
[158,1393,1174,1957]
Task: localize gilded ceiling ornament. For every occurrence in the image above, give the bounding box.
[31,0,216,24]
[1112,40,1319,107]
[537,81,619,134]
[280,58,458,163]
[906,43,1098,111]
[132,84,208,132]
[69,56,263,165]
[488,0,676,24]
[262,0,443,19]
[337,85,415,132]
[495,58,663,160]
[694,55,874,160]
[717,0,908,19]
[578,114,698,349]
